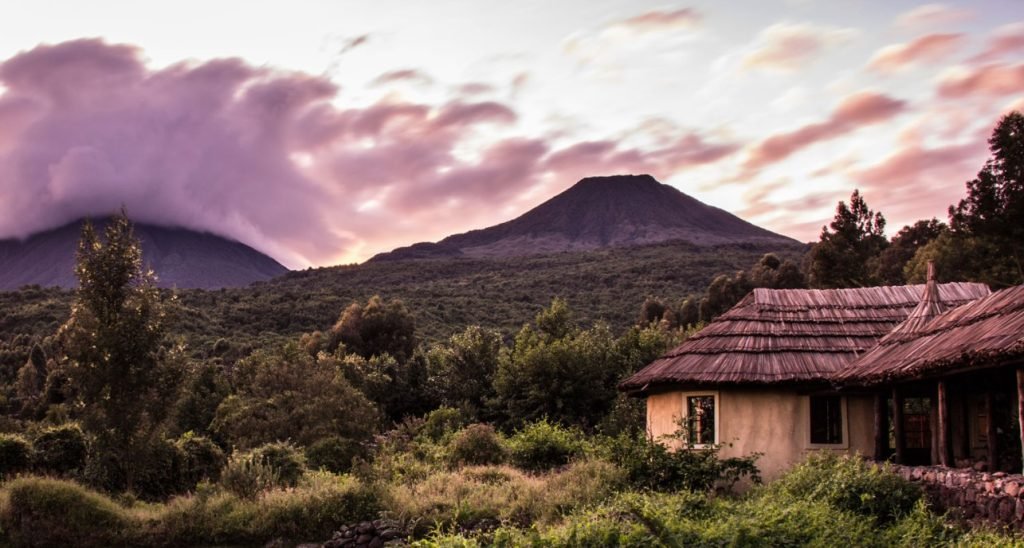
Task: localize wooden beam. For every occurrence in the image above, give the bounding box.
[938,380,952,466]
[960,385,971,460]
[1017,369,1024,474]
[874,392,889,461]
[985,389,998,472]
[893,387,906,465]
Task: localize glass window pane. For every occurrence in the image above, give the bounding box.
[687,396,715,445]
[810,395,842,444]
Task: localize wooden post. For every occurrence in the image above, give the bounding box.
[874,392,889,461]
[985,389,998,472]
[938,380,952,466]
[893,387,906,465]
[1017,369,1024,474]
[960,386,972,461]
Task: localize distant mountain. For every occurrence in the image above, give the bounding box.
[0,220,288,290]
[371,174,798,261]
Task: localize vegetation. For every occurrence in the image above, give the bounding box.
[0,111,1021,545]
[0,443,1018,546]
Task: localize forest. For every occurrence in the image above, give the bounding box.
[0,112,1021,546]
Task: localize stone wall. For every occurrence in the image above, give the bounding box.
[891,464,1024,529]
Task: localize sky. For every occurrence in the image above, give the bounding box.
[0,1,1021,268]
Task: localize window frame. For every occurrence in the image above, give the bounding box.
[806,394,848,449]
[680,391,720,448]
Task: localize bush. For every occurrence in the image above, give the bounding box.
[305,436,361,474]
[220,454,281,500]
[0,434,31,479]
[251,442,306,487]
[32,424,87,476]
[177,433,227,488]
[508,420,584,472]
[0,476,132,546]
[420,407,467,442]
[600,432,760,492]
[447,424,507,467]
[130,437,187,501]
[768,452,921,523]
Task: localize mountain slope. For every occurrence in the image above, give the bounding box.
[0,220,288,290]
[372,174,797,261]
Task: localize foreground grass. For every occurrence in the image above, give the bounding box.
[1,455,1022,547]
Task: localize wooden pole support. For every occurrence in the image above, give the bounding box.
[893,387,906,465]
[938,380,951,466]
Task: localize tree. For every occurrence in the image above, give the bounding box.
[324,296,417,362]
[807,190,888,288]
[212,342,380,449]
[493,299,620,429]
[426,325,504,421]
[15,343,47,415]
[872,219,947,285]
[948,111,1024,285]
[638,297,668,326]
[59,212,184,493]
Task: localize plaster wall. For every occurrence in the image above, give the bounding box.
[646,389,875,481]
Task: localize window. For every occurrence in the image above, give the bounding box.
[686,395,716,445]
[810,395,843,445]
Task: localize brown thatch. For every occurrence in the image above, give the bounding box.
[836,284,1024,385]
[618,283,990,394]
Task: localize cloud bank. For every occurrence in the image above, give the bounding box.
[0,39,737,267]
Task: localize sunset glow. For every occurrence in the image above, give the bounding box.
[0,0,1021,267]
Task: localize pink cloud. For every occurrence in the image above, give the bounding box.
[895,4,972,29]
[614,8,702,33]
[973,23,1024,63]
[372,69,434,87]
[744,92,907,170]
[0,38,746,267]
[741,23,857,72]
[937,63,1024,98]
[849,140,988,228]
[868,33,964,72]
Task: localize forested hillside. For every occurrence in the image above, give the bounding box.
[0,239,802,358]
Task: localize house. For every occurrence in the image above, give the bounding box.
[835,273,1024,473]
[618,280,991,480]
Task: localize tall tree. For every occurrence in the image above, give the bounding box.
[872,219,947,285]
[807,190,888,288]
[60,213,184,493]
[948,111,1024,285]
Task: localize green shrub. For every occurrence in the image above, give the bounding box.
[305,436,361,473]
[251,442,306,487]
[177,433,227,488]
[0,476,133,546]
[32,424,87,476]
[220,454,281,500]
[0,433,31,479]
[420,407,467,442]
[447,424,506,467]
[508,420,584,472]
[130,437,187,501]
[768,452,921,523]
[600,432,760,492]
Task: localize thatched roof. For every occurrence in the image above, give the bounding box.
[835,284,1024,386]
[618,283,990,394]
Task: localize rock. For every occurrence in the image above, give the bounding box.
[356,534,373,544]
[368,538,384,548]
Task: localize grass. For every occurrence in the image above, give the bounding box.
[1,453,1021,547]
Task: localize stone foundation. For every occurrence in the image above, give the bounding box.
[891,464,1024,529]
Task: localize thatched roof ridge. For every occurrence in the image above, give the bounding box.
[836,284,1024,385]
[618,282,990,394]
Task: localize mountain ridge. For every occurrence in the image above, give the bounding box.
[371,174,797,261]
[0,219,288,290]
